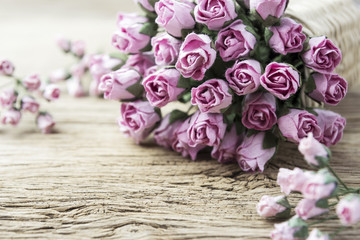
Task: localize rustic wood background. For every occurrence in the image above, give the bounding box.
[0,0,359,239]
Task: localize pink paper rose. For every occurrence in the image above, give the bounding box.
[307,229,330,240]
[211,125,243,163]
[270,220,299,240]
[88,54,123,80]
[155,0,196,38]
[277,168,307,195]
[71,40,86,58]
[143,68,184,107]
[241,92,277,131]
[23,74,41,91]
[0,88,17,108]
[56,35,71,52]
[308,73,348,105]
[134,0,154,11]
[43,84,61,101]
[215,20,256,62]
[225,59,261,96]
[257,195,288,218]
[336,195,360,226]
[302,36,342,74]
[1,109,21,126]
[176,33,216,81]
[301,170,337,200]
[124,52,155,76]
[118,101,160,144]
[0,59,15,76]
[191,79,232,113]
[50,69,68,83]
[37,113,55,134]
[112,13,151,54]
[21,96,40,113]
[66,78,86,98]
[99,68,141,100]
[269,17,306,55]
[260,62,300,100]
[250,0,287,20]
[154,113,183,149]
[144,66,159,77]
[298,133,328,166]
[278,109,322,143]
[151,33,182,66]
[194,0,237,30]
[295,199,329,220]
[236,132,276,172]
[315,109,346,147]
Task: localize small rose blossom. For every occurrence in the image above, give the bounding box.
[144,66,159,77]
[269,17,306,55]
[194,0,237,30]
[50,69,68,83]
[336,195,360,226]
[295,199,329,220]
[211,125,243,163]
[23,74,41,91]
[215,20,257,62]
[236,132,276,172]
[307,229,330,240]
[225,60,261,96]
[260,62,300,100]
[271,216,308,240]
[302,36,342,74]
[43,84,61,101]
[1,109,21,126]
[154,114,182,149]
[143,68,184,107]
[134,0,154,11]
[124,52,155,76]
[315,109,346,147]
[250,0,288,20]
[301,170,337,200]
[298,133,328,166]
[277,168,308,195]
[66,78,85,98]
[56,35,71,52]
[175,33,216,81]
[278,109,322,143]
[309,73,348,105]
[0,88,17,108]
[152,33,182,66]
[0,59,15,76]
[155,0,196,37]
[257,195,288,218]
[118,101,161,144]
[36,113,55,134]
[21,96,40,113]
[71,40,86,57]
[99,68,141,100]
[241,92,277,131]
[191,79,232,113]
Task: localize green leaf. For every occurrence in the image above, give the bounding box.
[264,28,274,45]
[247,129,258,137]
[245,25,260,40]
[181,28,193,40]
[148,0,158,7]
[315,199,329,209]
[140,42,152,52]
[305,74,317,94]
[177,76,191,88]
[288,216,309,239]
[178,91,192,103]
[263,131,278,149]
[169,110,188,124]
[276,197,291,209]
[126,82,144,98]
[235,120,246,135]
[139,22,158,37]
[109,52,128,62]
[223,112,236,125]
[275,208,291,219]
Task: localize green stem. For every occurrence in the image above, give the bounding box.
[326,164,349,190]
[309,216,338,226]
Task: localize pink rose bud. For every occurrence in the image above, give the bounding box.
[112,13,151,54]
[50,69,68,83]
[271,216,308,240]
[143,68,184,107]
[89,79,102,97]
[302,36,342,74]
[176,33,216,81]
[1,109,21,126]
[0,88,17,108]
[336,194,360,226]
[71,61,87,78]
[21,96,40,113]
[260,62,300,100]
[118,101,161,144]
[191,79,232,113]
[315,109,346,147]
[0,59,15,76]
[66,78,85,98]
[124,52,155,76]
[211,125,243,163]
[225,59,261,96]
[307,229,330,240]
[88,54,123,82]
[154,113,182,149]
[43,84,61,101]
[278,109,322,143]
[99,68,141,101]
[144,66,159,77]
[56,35,71,52]
[301,169,337,200]
[71,40,86,57]
[134,0,154,12]
[257,195,290,218]
[241,92,277,131]
[250,0,288,20]
[268,17,307,55]
[308,73,348,106]
[155,0,195,37]
[298,133,329,167]
[236,132,276,172]
[22,74,41,91]
[215,20,257,62]
[295,199,329,220]
[36,113,55,134]
[277,168,308,195]
[194,0,237,31]
[151,33,182,66]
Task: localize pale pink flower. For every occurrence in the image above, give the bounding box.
[37,113,55,134]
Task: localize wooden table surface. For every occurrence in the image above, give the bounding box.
[1,1,360,239]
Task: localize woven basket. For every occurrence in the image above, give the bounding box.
[286,0,360,107]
